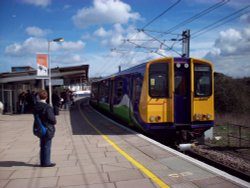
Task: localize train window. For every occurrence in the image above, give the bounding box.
[91,83,98,98]
[131,76,141,104]
[175,73,187,96]
[149,63,168,98]
[194,64,212,97]
[99,80,109,102]
[116,79,123,102]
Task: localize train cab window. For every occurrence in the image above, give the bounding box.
[194,64,212,97]
[149,63,168,98]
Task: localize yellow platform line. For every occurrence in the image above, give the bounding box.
[78,103,170,188]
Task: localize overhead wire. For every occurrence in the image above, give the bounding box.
[192,4,250,38]
[133,0,230,58]
[141,0,181,29]
[139,0,229,39]
[165,0,230,34]
[105,0,245,75]
[140,30,182,56]
[126,39,167,57]
[109,0,183,71]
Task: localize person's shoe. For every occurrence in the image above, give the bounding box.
[41,163,56,167]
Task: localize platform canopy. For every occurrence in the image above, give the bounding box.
[0,64,89,84]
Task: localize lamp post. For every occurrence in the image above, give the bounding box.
[48,37,64,106]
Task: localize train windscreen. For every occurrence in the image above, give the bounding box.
[149,63,168,98]
[194,64,212,97]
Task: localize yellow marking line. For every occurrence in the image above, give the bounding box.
[78,103,170,188]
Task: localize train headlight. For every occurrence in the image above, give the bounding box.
[150,116,155,122]
[194,114,202,120]
[149,116,161,122]
[176,63,181,68]
[206,114,212,119]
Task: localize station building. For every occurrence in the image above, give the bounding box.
[0,64,89,114]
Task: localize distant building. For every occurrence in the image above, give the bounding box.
[11,66,35,72]
[0,64,89,114]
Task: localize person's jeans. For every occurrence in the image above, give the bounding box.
[40,137,52,166]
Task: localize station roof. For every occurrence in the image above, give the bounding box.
[0,64,89,84]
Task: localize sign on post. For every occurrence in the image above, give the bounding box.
[36,54,48,76]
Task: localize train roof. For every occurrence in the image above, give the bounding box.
[92,62,148,83]
[92,57,212,83]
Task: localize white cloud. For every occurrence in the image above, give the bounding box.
[93,24,149,49]
[240,13,250,24]
[94,27,112,37]
[204,27,250,77]
[209,27,250,57]
[5,37,85,56]
[52,53,87,67]
[5,37,47,56]
[61,40,85,51]
[63,4,71,10]
[21,0,51,7]
[26,26,49,37]
[72,0,140,28]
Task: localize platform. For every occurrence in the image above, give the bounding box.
[0,98,249,188]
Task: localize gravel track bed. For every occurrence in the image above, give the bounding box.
[192,145,250,177]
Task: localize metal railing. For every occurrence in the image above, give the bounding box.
[226,123,250,147]
[211,123,250,147]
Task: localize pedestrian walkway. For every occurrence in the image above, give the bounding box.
[0,99,248,188]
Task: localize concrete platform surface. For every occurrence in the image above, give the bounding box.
[0,99,249,188]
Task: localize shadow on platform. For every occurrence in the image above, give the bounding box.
[0,161,40,167]
[69,98,135,136]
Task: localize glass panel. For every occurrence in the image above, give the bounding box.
[175,73,187,96]
[149,63,168,98]
[194,64,212,97]
[99,81,109,102]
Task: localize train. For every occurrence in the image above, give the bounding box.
[90,57,214,145]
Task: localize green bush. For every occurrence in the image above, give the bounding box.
[214,73,250,114]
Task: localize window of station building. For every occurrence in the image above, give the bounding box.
[194,64,212,97]
[149,63,169,98]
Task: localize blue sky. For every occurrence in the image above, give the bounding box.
[0,0,250,77]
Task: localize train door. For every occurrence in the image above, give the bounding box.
[129,75,142,126]
[130,77,137,117]
[174,62,191,124]
[129,77,134,122]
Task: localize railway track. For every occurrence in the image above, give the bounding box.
[187,144,250,182]
[143,133,250,182]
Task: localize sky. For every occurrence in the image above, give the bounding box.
[0,0,250,78]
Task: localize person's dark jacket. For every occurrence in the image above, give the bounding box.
[34,101,56,139]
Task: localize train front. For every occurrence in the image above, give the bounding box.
[139,57,214,144]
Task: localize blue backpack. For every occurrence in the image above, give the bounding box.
[33,113,47,138]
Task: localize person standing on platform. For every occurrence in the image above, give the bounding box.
[52,90,61,115]
[34,90,57,167]
[18,92,26,113]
